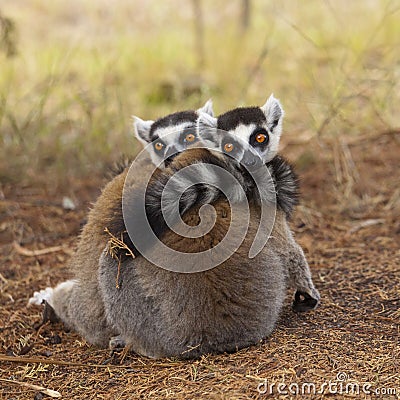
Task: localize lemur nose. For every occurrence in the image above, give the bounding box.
[164,145,178,159]
[164,146,179,167]
[242,149,262,169]
[244,158,256,167]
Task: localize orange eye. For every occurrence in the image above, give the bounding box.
[154,142,164,151]
[256,133,266,143]
[224,143,234,153]
[185,133,195,142]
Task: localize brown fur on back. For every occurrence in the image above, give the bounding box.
[43,148,318,354]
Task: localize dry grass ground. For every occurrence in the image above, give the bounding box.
[0,132,399,399]
[1,0,399,398]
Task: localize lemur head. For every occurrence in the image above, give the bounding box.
[197,95,284,169]
[134,100,214,168]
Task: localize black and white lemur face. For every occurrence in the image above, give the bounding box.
[197,95,284,169]
[134,100,214,168]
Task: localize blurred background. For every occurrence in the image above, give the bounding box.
[0,0,399,184]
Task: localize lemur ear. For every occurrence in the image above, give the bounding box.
[133,116,154,144]
[197,111,217,129]
[197,112,218,128]
[197,111,218,142]
[260,94,284,127]
[197,99,214,117]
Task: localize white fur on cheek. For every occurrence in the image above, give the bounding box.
[155,122,193,141]
[230,123,256,143]
[262,128,281,162]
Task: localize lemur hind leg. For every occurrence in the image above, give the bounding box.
[29,279,115,346]
[287,244,320,312]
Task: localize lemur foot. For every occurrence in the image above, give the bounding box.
[28,287,54,307]
[292,290,320,312]
[109,335,126,350]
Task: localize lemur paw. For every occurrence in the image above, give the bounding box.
[292,289,320,312]
[109,335,126,350]
[28,287,54,307]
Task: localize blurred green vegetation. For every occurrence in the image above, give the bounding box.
[0,0,399,183]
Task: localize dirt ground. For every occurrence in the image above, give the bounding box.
[0,132,399,399]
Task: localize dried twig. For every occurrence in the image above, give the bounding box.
[104,228,135,260]
[13,241,72,257]
[0,355,180,369]
[0,378,61,398]
[104,227,135,288]
[348,218,385,234]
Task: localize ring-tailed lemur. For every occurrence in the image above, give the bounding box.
[28,100,318,357]
[199,94,283,164]
[109,100,214,177]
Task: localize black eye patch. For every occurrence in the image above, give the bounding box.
[250,128,269,148]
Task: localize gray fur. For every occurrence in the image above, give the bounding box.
[98,209,288,359]
[49,279,116,346]
[28,148,318,358]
